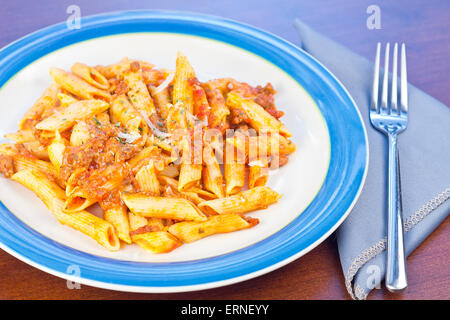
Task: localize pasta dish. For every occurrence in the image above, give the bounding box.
[0,53,296,253]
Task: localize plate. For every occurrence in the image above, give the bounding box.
[0,10,368,292]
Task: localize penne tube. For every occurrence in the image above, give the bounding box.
[128,211,182,253]
[110,94,147,135]
[197,186,281,215]
[4,130,35,143]
[57,92,78,108]
[128,211,149,230]
[203,82,230,132]
[187,187,218,200]
[63,186,97,212]
[202,145,225,198]
[224,133,246,195]
[203,78,238,94]
[224,161,246,195]
[63,163,126,212]
[168,214,259,243]
[124,69,156,118]
[127,146,172,173]
[36,99,110,132]
[22,141,49,160]
[95,58,154,79]
[142,68,170,85]
[146,135,173,153]
[13,155,63,187]
[226,92,291,137]
[131,231,182,254]
[11,170,120,251]
[149,85,171,120]
[69,121,90,146]
[172,52,195,115]
[255,132,296,158]
[158,175,180,190]
[179,191,206,205]
[135,161,160,195]
[159,176,206,205]
[226,132,296,163]
[71,62,110,90]
[47,131,66,173]
[192,81,210,123]
[248,159,269,189]
[122,192,207,221]
[65,167,86,197]
[158,163,179,178]
[178,138,202,192]
[19,83,60,129]
[49,67,111,101]
[0,143,17,156]
[103,204,131,244]
[146,217,165,231]
[165,103,187,131]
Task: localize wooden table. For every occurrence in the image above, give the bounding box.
[0,0,448,300]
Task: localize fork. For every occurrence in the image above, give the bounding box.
[370,42,408,292]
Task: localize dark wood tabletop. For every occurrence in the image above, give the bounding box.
[0,0,448,300]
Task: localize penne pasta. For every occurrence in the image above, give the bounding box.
[102,203,131,244]
[4,130,35,143]
[148,85,171,120]
[19,83,60,129]
[11,170,120,251]
[95,58,154,79]
[49,67,111,101]
[226,91,291,137]
[172,52,195,115]
[110,94,147,135]
[135,161,160,195]
[47,131,66,173]
[36,99,110,132]
[123,68,156,118]
[168,214,259,243]
[122,192,207,221]
[192,81,210,123]
[71,62,110,90]
[202,145,225,198]
[128,211,149,230]
[248,158,269,189]
[63,163,126,212]
[128,211,182,253]
[198,186,281,215]
[131,231,182,254]
[13,155,63,187]
[203,82,230,132]
[69,121,90,146]
[224,161,246,195]
[178,137,202,192]
[57,92,78,108]
[22,141,49,160]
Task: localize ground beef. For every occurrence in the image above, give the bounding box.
[0,155,14,178]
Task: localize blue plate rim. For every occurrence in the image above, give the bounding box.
[0,10,369,292]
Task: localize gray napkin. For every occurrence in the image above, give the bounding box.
[294,19,450,300]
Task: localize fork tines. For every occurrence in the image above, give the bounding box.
[371,42,408,116]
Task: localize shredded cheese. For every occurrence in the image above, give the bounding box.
[117,131,141,144]
[152,71,174,95]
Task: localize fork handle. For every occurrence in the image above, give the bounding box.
[385,133,408,292]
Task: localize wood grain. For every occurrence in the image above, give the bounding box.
[0,0,448,300]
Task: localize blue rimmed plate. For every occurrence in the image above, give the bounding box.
[0,10,368,292]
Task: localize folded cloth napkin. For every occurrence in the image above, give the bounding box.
[294,18,450,300]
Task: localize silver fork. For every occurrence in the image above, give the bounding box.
[370,42,408,292]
